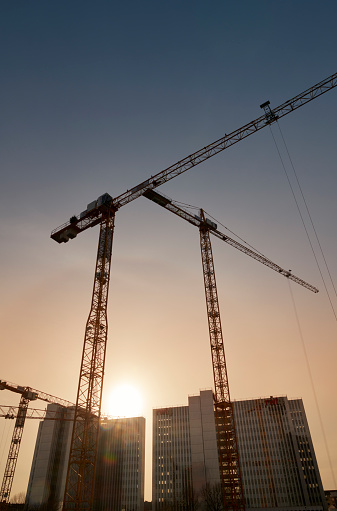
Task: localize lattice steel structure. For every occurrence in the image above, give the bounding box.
[62,210,115,511]
[199,216,245,511]
[51,71,336,508]
[143,192,319,510]
[0,394,29,508]
[0,405,65,420]
[143,191,318,293]
[51,71,337,247]
[0,381,73,508]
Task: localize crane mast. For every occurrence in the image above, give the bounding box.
[50,72,334,508]
[0,394,30,508]
[62,209,115,510]
[199,211,245,511]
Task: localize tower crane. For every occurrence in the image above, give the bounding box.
[143,189,318,510]
[0,380,74,507]
[50,72,336,511]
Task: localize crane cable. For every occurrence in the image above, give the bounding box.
[277,122,337,301]
[287,280,337,489]
[269,124,337,321]
[271,122,336,488]
[172,199,269,259]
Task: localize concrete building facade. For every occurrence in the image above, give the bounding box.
[25,404,145,511]
[152,390,220,510]
[25,404,74,510]
[234,396,327,511]
[152,391,327,511]
[95,416,145,511]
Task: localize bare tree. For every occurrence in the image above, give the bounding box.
[25,502,60,511]
[11,491,26,504]
[178,486,200,511]
[200,483,224,511]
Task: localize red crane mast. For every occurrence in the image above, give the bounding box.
[62,208,115,509]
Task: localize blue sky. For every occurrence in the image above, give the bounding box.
[1,1,336,501]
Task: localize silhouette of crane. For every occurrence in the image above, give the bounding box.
[0,380,73,506]
[50,71,336,510]
[143,189,317,510]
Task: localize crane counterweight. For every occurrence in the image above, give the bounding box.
[51,193,114,244]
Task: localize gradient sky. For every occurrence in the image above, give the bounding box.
[1,1,336,502]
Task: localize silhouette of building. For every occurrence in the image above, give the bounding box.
[25,404,145,511]
[25,404,73,510]
[152,390,219,510]
[152,390,327,511]
[234,396,327,511]
[94,416,145,511]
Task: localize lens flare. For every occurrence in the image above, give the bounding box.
[106,383,143,418]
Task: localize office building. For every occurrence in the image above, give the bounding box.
[25,404,145,511]
[152,390,220,510]
[94,416,145,511]
[152,391,327,511]
[234,396,327,511]
[25,404,74,510]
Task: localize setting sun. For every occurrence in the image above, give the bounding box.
[105,383,144,418]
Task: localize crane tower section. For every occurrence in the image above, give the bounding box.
[199,213,245,511]
[62,207,115,510]
[0,393,32,506]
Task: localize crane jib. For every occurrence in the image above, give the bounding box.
[113,70,337,208]
[142,190,319,294]
[51,71,337,240]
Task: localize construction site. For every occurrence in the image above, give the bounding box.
[1,70,337,510]
[1,3,337,511]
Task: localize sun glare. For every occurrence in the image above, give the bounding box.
[106,383,143,418]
